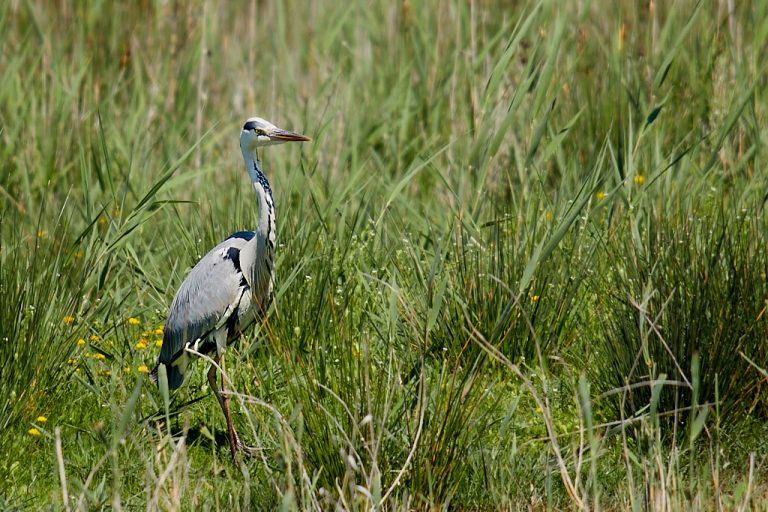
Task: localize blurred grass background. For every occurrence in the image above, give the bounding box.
[1,0,767,509]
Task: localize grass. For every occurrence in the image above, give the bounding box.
[1,0,767,509]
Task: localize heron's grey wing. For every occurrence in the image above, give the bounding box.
[157,232,255,368]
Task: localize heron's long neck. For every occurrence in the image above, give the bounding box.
[244,152,276,250]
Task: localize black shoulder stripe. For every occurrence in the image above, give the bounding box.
[224,247,242,272]
[227,231,255,241]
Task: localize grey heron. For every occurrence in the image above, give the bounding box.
[150,117,310,458]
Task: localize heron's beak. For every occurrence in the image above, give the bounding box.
[268,129,311,142]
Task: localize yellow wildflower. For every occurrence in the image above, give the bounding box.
[93,353,106,361]
[545,211,553,222]
[97,369,111,377]
[66,358,78,366]
[28,428,41,437]
[128,317,141,326]
[135,340,147,350]
[596,191,606,200]
[532,295,540,303]
[37,230,47,239]
[154,339,163,348]
[98,216,107,225]
[63,316,75,325]
[152,327,164,336]
[36,416,47,423]
[76,339,86,347]
[123,367,131,374]
[633,174,645,185]
[89,335,100,342]
[137,365,150,374]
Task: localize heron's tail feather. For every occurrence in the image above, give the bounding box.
[149,361,185,389]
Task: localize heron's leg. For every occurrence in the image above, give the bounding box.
[209,353,241,458]
[216,354,240,459]
[207,362,224,410]
[218,354,260,458]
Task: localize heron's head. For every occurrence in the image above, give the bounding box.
[239,117,310,152]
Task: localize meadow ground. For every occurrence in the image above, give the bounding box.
[1,1,767,510]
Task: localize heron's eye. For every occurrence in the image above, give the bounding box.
[255,128,267,136]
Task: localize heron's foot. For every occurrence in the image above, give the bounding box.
[232,431,260,458]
